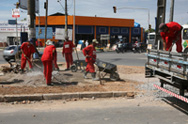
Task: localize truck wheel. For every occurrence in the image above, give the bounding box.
[183,47,188,53]
[110,72,120,81]
[71,65,77,72]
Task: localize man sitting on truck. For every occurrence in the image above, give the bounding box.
[159,22,183,53]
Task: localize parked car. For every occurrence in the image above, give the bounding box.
[3,45,21,62]
[3,45,43,62]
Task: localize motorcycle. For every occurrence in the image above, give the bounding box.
[132,42,141,53]
[115,43,125,53]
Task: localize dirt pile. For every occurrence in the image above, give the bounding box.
[0,63,146,95]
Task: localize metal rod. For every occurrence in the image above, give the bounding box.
[16,18,18,46]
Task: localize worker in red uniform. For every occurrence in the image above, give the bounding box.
[41,40,57,86]
[20,40,36,73]
[62,36,75,71]
[82,39,99,81]
[159,22,183,52]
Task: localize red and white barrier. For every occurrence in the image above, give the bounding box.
[154,84,188,103]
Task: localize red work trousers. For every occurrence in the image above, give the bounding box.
[86,62,95,73]
[21,58,33,69]
[53,58,59,69]
[65,53,73,69]
[165,35,182,52]
[42,61,53,85]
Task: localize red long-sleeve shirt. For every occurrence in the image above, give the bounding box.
[41,45,56,61]
[20,42,36,59]
[82,45,96,63]
[62,41,75,54]
[160,22,182,40]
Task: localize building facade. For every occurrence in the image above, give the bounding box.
[36,15,144,46]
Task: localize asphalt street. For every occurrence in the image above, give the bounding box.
[0,97,188,124]
[0,50,147,66]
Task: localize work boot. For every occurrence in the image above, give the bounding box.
[47,83,54,86]
[64,68,70,71]
[83,71,89,79]
[91,73,99,81]
[20,69,24,74]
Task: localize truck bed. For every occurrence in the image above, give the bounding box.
[145,49,188,96]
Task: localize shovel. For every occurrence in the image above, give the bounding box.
[168,40,178,52]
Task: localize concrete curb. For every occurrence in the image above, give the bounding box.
[3,94,43,102]
[0,91,135,102]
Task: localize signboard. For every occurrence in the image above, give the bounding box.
[0,21,28,32]
[19,0,39,13]
[100,34,110,40]
[36,27,53,39]
[12,9,20,18]
[8,20,17,25]
[55,28,72,40]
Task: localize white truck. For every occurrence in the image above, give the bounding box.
[147,32,156,49]
[145,24,188,103]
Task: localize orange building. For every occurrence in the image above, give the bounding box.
[35,13,144,46]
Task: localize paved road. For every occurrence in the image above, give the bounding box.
[0,97,187,124]
[0,50,147,66]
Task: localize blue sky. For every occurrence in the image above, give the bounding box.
[1,0,188,29]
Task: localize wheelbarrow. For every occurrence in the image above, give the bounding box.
[95,59,119,81]
[70,60,87,72]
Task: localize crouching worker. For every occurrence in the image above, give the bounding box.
[41,40,57,86]
[82,39,99,81]
[20,40,36,73]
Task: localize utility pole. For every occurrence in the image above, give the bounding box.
[28,0,40,56]
[154,0,166,50]
[27,0,36,41]
[65,0,68,39]
[44,0,48,46]
[169,0,174,22]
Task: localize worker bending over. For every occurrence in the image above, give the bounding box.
[41,40,57,86]
[20,40,36,73]
[159,22,183,52]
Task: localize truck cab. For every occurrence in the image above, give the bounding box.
[171,24,188,53]
[146,32,155,49]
